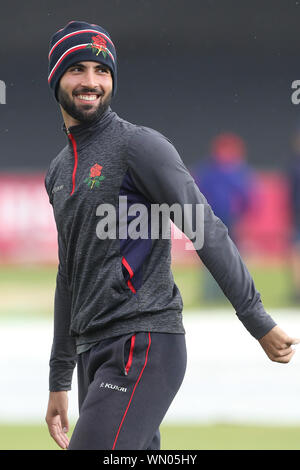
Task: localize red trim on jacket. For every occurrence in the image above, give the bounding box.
[68,133,78,196]
[122,256,136,294]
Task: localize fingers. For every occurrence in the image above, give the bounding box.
[60,408,69,434]
[47,417,70,449]
[265,340,298,363]
[274,337,300,362]
[269,347,296,364]
[272,334,300,350]
[258,326,300,364]
[45,391,70,449]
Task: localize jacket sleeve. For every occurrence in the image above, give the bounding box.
[127,126,276,340]
[45,170,77,392]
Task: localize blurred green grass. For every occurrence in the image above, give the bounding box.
[0,423,300,450]
[173,261,295,310]
[0,260,296,318]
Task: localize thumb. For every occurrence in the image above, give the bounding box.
[291,338,300,348]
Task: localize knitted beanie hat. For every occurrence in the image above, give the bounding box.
[48,20,117,100]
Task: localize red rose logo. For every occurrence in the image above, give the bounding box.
[90,163,102,178]
[92,35,107,49]
[86,34,108,57]
[85,163,105,189]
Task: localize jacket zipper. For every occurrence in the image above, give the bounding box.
[67,131,78,196]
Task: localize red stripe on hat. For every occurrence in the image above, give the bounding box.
[48,44,88,83]
[48,43,115,83]
[49,29,115,59]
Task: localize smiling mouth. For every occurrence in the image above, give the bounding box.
[74,93,101,102]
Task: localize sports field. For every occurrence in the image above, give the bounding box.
[1,423,300,450]
[0,260,295,318]
[1,262,300,450]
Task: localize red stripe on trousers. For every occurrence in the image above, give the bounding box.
[112,332,151,450]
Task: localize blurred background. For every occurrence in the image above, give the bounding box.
[1,0,300,450]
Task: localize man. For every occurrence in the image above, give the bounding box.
[192,132,254,302]
[45,21,299,450]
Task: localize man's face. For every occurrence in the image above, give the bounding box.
[57,61,113,125]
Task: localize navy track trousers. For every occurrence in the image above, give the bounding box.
[68,332,187,450]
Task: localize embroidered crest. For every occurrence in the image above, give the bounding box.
[86,34,108,58]
[85,163,105,189]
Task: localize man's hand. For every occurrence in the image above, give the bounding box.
[45,391,70,449]
[258,325,300,363]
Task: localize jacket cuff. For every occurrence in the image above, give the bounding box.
[238,306,277,340]
[49,366,74,392]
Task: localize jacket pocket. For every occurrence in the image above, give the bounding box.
[115,256,136,294]
[122,334,136,376]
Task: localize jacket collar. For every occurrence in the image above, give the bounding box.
[63,106,115,150]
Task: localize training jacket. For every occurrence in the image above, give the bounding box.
[45,107,276,391]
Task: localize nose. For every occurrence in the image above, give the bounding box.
[80,68,99,90]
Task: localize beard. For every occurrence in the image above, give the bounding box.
[57,86,112,124]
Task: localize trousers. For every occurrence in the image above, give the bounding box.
[68,331,187,450]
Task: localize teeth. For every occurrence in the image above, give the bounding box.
[77,94,98,101]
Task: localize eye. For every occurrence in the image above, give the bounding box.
[97,67,110,74]
[69,66,83,73]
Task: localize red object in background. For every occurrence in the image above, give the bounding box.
[235,172,292,259]
[0,173,58,264]
[0,171,293,265]
[171,171,293,265]
[210,132,247,164]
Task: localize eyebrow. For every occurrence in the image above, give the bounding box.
[69,63,110,71]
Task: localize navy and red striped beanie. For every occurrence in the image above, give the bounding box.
[48,21,117,100]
